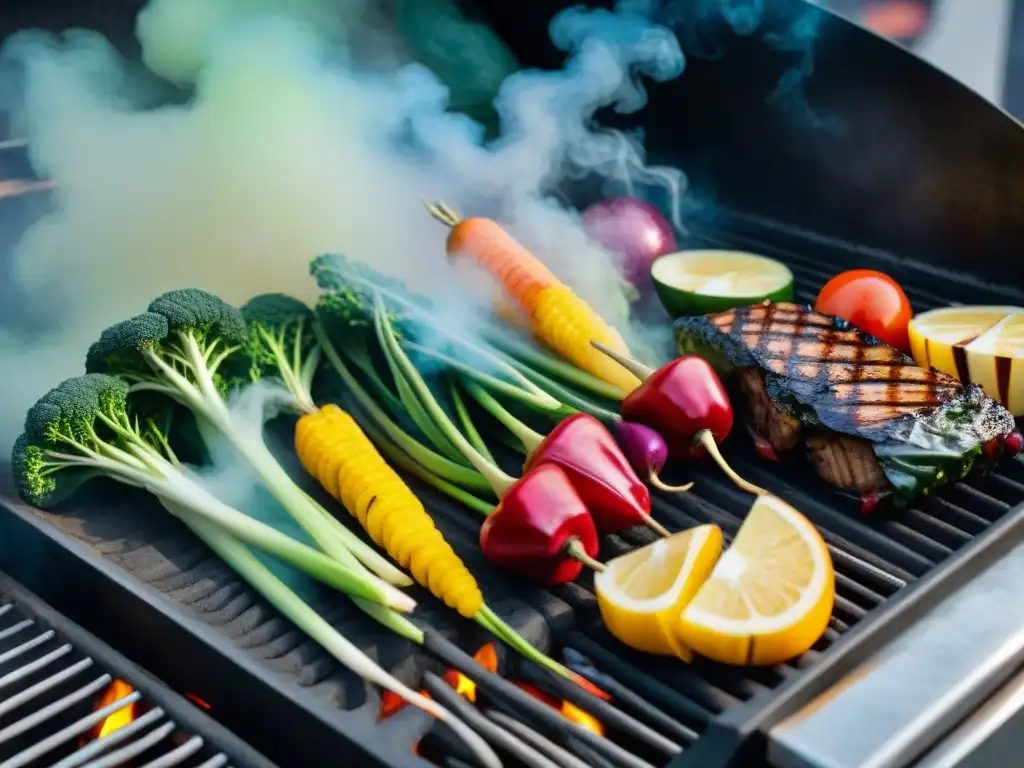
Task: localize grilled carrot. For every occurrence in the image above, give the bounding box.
[426,201,640,393]
[295,404,484,619]
[426,201,559,314]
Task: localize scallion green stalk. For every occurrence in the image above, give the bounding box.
[314,322,493,495]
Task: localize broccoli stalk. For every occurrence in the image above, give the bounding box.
[11,374,413,612]
[13,377,496,759]
[85,289,411,588]
[238,293,322,416]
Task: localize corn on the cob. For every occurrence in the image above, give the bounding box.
[531,285,641,393]
[294,404,484,618]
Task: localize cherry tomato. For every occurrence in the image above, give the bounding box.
[815,270,912,351]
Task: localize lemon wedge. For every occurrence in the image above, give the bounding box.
[594,524,723,660]
[676,495,834,666]
[908,305,1024,415]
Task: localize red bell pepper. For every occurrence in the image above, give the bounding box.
[465,383,673,537]
[479,463,601,584]
[592,342,766,496]
[523,413,671,537]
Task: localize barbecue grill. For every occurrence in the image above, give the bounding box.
[0,567,275,768]
[1,1,1023,767]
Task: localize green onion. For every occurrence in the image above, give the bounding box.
[483,330,628,401]
[448,378,495,464]
[314,322,493,494]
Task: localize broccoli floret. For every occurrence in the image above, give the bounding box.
[15,374,142,507]
[238,293,320,413]
[149,288,247,343]
[86,289,246,405]
[85,312,169,377]
[310,254,432,337]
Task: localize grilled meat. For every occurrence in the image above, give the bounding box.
[676,302,1018,506]
[736,368,802,451]
[807,434,889,493]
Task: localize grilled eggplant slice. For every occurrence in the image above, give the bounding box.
[675,302,1018,506]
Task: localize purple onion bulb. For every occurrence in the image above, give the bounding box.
[611,420,693,494]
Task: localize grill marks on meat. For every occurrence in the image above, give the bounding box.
[707,303,961,433]
[685,303,967,495]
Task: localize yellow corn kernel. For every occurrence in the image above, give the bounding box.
[295,405,484,618]
[531,285,641,393]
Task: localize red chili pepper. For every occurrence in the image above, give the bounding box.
[859,489,890,516]
[620,355,733,460]
[748,424,781,462]
[479,463,601,585]
[592,342,766,496]
[1004,430,1023,456]
[523,413,670,537]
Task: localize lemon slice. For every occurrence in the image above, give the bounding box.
[650,250,794,318]
[676,495,834,666]
[594,525,722,660]
[908,305,1024,415]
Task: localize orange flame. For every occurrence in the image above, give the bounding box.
[92,680,137,739]
[515,682,606,736]
[452,642,498,704]
[380,643,498,720]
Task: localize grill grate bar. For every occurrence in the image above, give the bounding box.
[0,630,56,668]
[0,688,139,768]
[0,674,113,747]
[0,621,33,644]
[138,734,205,768]
[52,708,166,768]
[485,709,592,768]
[0,658,94,719]
[0,644,73,692]
[194,757,231,768]
[566,633,731,719]
[81,721,178,768]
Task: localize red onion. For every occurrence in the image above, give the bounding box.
[610,420,693,494]
[581,197,678,287]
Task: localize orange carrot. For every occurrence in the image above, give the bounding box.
[425,201,559,314]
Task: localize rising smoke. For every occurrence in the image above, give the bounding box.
[0,0,819,456]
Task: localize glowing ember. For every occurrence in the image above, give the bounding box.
[571,673,611,701]
[561,701,605,736]
[185,692,212,711]
[453,642,498,703]
[379,643,498,720]
[92,680,137,739]
[516,682,606,736]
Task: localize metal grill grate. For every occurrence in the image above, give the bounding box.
[0,573,275,768]
[0,165,1023,767]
